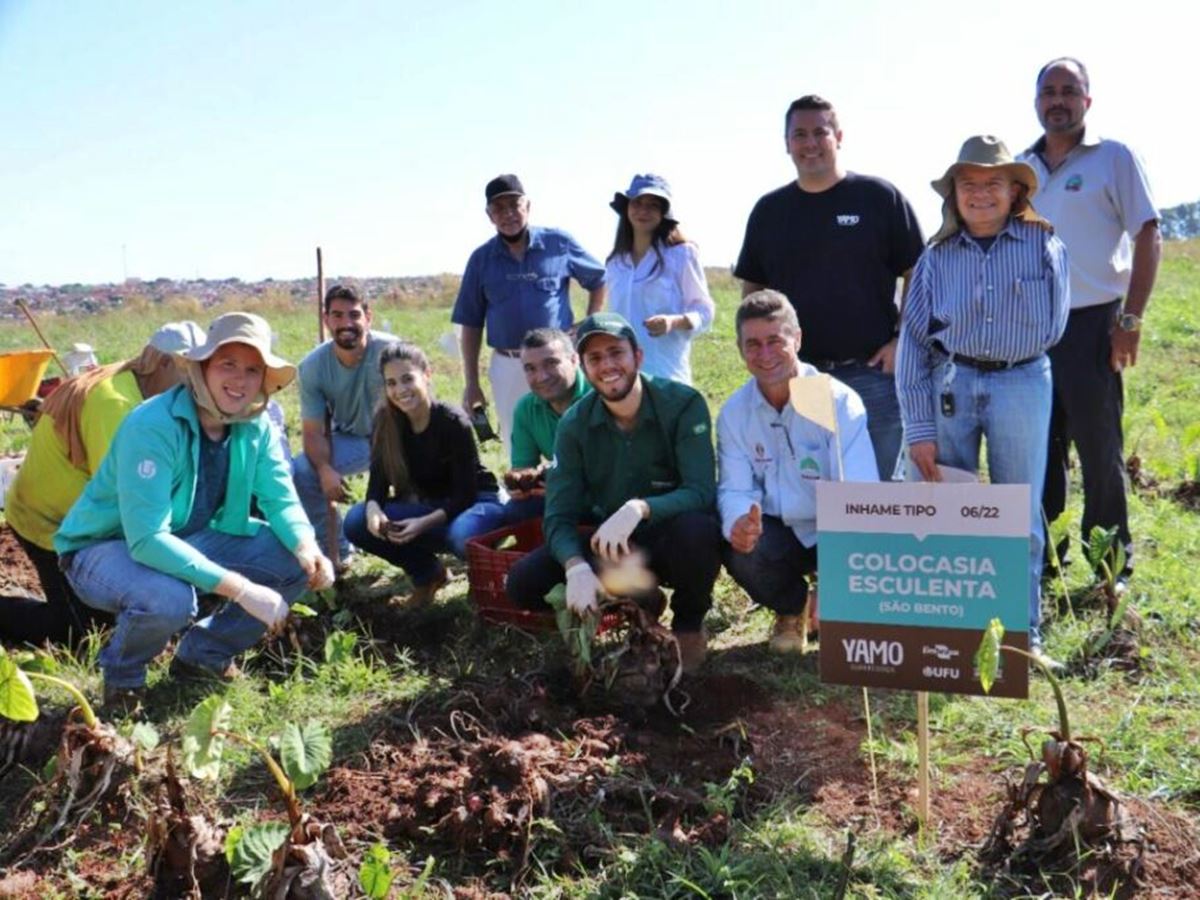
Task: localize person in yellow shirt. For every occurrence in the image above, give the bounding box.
[2,321,204,647]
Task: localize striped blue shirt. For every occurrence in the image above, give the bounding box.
[896,218,1070,444]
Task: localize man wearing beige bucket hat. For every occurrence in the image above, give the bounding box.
[1019,57,1160,585]
[55,312,333,709]
[896,136,1070,647]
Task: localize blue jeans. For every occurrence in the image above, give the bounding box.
[500,495,545,525]
[343,494,506,585]
[923,356,1052,636]
[292,432,372,556]
[821,362,903,481]
[722,515,817,615]
[64,528,310,689]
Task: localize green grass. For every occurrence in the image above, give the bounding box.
[2,252,1199,897]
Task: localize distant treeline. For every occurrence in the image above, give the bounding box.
[1160,200,1200,240]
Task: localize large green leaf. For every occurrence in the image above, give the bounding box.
[225,820,289,885]
[974,618,1005,694]
[0,652,38,722]
[358,843,395,899]
[279,720,332,791]
[182,695,232,780]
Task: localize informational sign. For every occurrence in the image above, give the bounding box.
[817,481,1030,698]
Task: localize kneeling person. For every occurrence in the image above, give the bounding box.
[506,313,721,672]
[718,291,877,652]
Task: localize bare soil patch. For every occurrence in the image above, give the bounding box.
[0,525,42,599]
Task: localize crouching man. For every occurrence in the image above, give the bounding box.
[718,291,877,652]
[505,312,721,672]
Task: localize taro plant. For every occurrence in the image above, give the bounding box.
[182,695,345,898]
[0,648,143,864]
[975,619,1141,870]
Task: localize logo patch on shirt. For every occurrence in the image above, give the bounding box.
[799,456,821,480]
[137,459,157,480]
[692,423,708,435]
[836,214,861,226]
[1065,174,1083,192]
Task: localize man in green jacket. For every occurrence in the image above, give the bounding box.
[506,312,721,671]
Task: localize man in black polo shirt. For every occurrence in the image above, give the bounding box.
[735,94,925,480]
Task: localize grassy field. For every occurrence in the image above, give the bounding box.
[1,247,1199,898]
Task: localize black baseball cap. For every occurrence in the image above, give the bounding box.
[485,174,525,203]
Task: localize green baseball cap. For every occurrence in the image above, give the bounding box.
[574,312,639,353]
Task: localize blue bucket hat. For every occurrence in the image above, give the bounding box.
[610,173,679,224]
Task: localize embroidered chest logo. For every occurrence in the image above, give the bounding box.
[1064,174,1083,193]
[836,214,861,226]
[753,442,773,465]
[798,456,821,480]
[137,459,157,479]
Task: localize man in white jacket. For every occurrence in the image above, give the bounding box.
[717,290,878,652]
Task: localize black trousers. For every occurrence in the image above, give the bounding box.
[0,530,112,647]
[506,510,722,633]
[1042,300,1132,567]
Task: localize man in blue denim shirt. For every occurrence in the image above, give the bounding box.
[453,174,606,453]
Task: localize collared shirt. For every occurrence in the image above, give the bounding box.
[717,364,877,548]
[1020,131,1157,309]
[452,225,606,350]
[896,218,1071,444]
[298,331,401,436]
[509,368,590,469]
[543,374,716,565]
[55,384,312,593]
[605,241,715,384]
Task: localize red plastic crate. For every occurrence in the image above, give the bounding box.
[465,519,617,633]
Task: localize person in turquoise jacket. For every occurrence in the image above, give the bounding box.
[56,312,334,708]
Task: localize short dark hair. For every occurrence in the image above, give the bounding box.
[1036,57,1090,93]
[735,289,801,342]
[521,327,573,354]
[323,283,368,313]
[784,94,839,134]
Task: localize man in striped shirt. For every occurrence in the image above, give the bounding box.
[896,136,1070,645]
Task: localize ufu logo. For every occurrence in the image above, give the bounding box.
[922,665,961,680]
[842,638,903,667]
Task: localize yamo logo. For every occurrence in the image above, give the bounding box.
[842,638,903,669]
[137,459,157,479]
[836,214,860,226]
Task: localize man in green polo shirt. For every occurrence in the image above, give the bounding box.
[501,328,590,523]
[505,312,722,671]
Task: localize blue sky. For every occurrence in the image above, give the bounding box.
[1,0,1193,286]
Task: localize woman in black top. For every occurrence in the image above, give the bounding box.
[343,342,504,604]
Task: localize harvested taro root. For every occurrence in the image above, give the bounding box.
[503,466,546,494]
[596,597,684,713]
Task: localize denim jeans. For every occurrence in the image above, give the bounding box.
[500,495,545,525]
[64,528,310,689]
[819,362,903,481]
[722,515,817,615]
[924,356,1052,635]
[292,432,372,556]
[343,493,507,585]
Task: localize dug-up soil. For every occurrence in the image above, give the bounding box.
[0,525,42,599]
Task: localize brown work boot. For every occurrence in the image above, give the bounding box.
[769,614,807,654]
[102,684,147,717]
[406,563,448,608]
[170,656,242,684]
[675,630,708,674]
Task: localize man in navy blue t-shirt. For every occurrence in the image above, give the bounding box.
[735,95,925,480]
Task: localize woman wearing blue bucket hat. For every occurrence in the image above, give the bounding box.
[606,174,714,385]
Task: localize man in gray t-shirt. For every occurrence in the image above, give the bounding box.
[294,284,399,560]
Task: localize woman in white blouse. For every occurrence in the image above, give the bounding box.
[605,174,715,384]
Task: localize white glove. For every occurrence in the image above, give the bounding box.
[295,541,335,591]
[233,580,289,632]
[565,561,602,616]
[365,500,388,538]
[590,499,647,563]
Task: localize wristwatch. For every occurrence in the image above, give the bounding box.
[1117,312,1142,333]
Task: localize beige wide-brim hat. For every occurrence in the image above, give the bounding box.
[182,311,296,396]
[929,135,1051,243]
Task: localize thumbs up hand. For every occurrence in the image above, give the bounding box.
[730,502,764,554]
